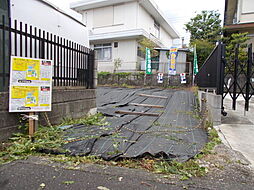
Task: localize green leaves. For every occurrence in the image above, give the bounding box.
[0,125,65,164]
[61,113,109,127]
[185,10,221,67]
[189,39,215,68]
[185,10,222,43]
[63,181,75,185]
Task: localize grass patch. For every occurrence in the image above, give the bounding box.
[0,125,65,164]
[195,121,222,159]
[0,113,108,165]
[154,160,207,180]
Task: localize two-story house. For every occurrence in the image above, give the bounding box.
[71,0,179,72]
[224,0,254,48]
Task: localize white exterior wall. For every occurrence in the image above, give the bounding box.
[137,4,173,47]
[137,5,154,36]
[83,1,138,34]
[238,0,254,23]
[116,39,137,72]
[10,0,89,46]
[160,27,173,48]
[76,0,176,72]
[94,39,137,72]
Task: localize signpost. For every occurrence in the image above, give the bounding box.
[9,56,53,137]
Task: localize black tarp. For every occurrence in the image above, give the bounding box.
[62,87,207,161]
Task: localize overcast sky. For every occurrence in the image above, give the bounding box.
[47,0,225,44]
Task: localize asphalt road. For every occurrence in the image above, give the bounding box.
[0,152,254,190]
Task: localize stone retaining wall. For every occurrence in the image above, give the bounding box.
[198,91,222,126]
[0,87,96,142]
[98,73,191,87]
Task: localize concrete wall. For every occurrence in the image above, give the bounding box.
[0,88,96,142]
[198,91,222,126]
[83,1,138,33]
[160,27,173,47]
[98,73,191,87]
[10,0,89,46]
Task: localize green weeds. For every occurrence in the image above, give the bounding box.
[61,113,109,126]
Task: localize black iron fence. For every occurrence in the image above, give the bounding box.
[0,15,95,92]
[196,41,254,112]
[223,44,254,111]
[195,43,225,95]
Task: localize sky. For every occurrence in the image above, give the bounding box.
[47,0,225,45]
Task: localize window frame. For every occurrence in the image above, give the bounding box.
[94,43,112,61]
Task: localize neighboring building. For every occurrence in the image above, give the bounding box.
[71,0,179,72]
[10,0,89,46]
[154,48,190,75]
[224,0,254,48]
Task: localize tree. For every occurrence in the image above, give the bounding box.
[185,10,222,67]
[222,32,250,62]
[138,37,158,57]
[222,32,250,72]
[189,39,215,69]
[185,10,222,43]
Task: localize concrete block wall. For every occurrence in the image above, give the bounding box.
[0,92,20,142]
[198,91,222,126]
[0,87,96,142]
[98,74,191,87]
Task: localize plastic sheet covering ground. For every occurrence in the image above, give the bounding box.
[63,87,208,161]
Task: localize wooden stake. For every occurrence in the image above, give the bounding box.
[129,103,164,108]
[115,110,160,117]
[28,112,38,137]
[138,93,168,99]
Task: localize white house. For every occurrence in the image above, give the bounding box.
[71,0,180,72]
[10,0,89,46]
[0,0,90,91]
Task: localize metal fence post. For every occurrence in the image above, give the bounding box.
[232,44,239,110]
[88,50,95,89]
[245,44,253,111]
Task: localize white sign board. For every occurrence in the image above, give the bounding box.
[180,73,187,84]
[9,56,53,112]
[157,73,164,84]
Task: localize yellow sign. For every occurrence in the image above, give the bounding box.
[9,56,53,112]
[13,58,40,80]
[11,86,39,107]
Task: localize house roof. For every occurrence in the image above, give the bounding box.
[70,0,179,39]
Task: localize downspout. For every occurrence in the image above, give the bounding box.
[236,0,241,23]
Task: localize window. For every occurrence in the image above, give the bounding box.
[137,46,145,59]
[94,43,112,61]
[154,20,160,39]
